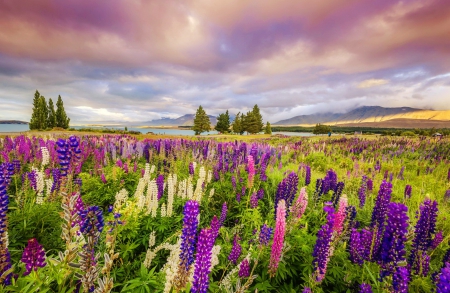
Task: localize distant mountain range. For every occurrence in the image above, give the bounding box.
[142,113,237,126]
[274,106,450,128]
[0,120,28,124]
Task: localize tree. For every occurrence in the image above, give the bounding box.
[55,95,70,129]
[313,124,332,135]
[47,98,56,129]
[215,110,231,133]
[29,90,41,130]
[192,105,211,135]
[232,112,244,135]
[38,96,48,129]
[264,121,272,135]
[242,111,260,134]
[251,104,264,133]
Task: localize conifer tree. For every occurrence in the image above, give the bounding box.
[265,121,272,135]
[47,98,56,129]
[215,110,231,133]
[29,90,41,130]
[192,105,211,135]
[232,112,244,135]
[38,96,48,130]
[55,95,70,129]
[243,111,259,134]
[252,104,264,133]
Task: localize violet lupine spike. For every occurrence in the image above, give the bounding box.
[231,176,236,190]
[392,266,409,293]
[256,188,264,200]
[178,200,199,271]
[269,199,287,277]
[304,165,311,186]
[367,179,373,192]
[79,206,104,239]
[397,166,405,180]
[359,283,373,293]
[21,238,46,276]
[228,234,242,265]
[219,202,227,227]
[191,228,215,293]
[238,259,250,278]
[274,172,298,217]
[312,204,335,282]
[302,288,312,293]
[437,262,450,293]
[349,228,364,266]
[250,193,258,208]
[358,176,368,208]
[409,199,438,275]
[446,190,450,201]
[156,174,164,200]
[431,231,444,250]
[370,180,392,261]
[189,162,195,176]
[379,202,408,277]
[0,174,12,285]
[210,216,220,240]
[56,139,70,177]
[404,185,412,199]
[259,224,273,246]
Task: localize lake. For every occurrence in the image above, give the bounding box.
[0,124,318,137]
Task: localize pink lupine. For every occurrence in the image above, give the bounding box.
[333,194,348,235]
[291,187,308,220]
[247,155,255,188]
[269,199,286,277]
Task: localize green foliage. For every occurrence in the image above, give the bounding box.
[313,124,332,135]
[215,110,231,133]
[29,90,41,130]
[55,95,70,129]
[264,121,272,135]
[47,98,56,129]
[232,112,244,135]
[192,105,211,135]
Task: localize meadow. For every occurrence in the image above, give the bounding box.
[0,133,449,293]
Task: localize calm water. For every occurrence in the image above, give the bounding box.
[0,124,317,137]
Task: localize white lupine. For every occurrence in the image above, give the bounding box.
[143,163,151,182]
[192,162,197,173]
[209,245,221,271]
[135,178,147,210]
[148,231,156,248]
[178,179,187,199]
[143,250,156,268]
[161,203,167,217]
[209,188,215,199]
[150,165,155,174]
[146,180,158,217]
[221,252,251,293]
[33,167,45,204]
[193,178,204,201]
[199,166,206,181]
[162,239,181,293]
[114,189,129,210]
[187,179,194,200]
[45,179,53,197]
[41,147,50,166]
[172,174,177,193]
[207,170,212,183]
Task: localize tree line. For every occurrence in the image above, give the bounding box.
[192,104,272,135]
[29,90,70,130]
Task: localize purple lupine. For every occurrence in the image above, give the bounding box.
[51,169,61,193]
[446,190,450,201]
[0,173,12,285]
[100,173,107,184]
[79,206,104,239]
[191,228,215,293]
[179,200,199,271]
[156,174,164,200]
[367,179,373,191]
[431,231,444,250]
[349,228,364,266]
[359,283,373,293]
[302,288,312,293]
[404,185,412,199]
[256,188,264,200]
[305,165,311,186]
[274,172,298,217]
[250,193,258,208]
[358,176,368,208]
[56,139,70,177]
[210,216,220,240]
[409,199,438,275]
[189,162,195,176]
[21,238,46,275]
[392,266,409,293]
[397,166,405,180]
[379,202,408,277]
[238,259,250,278]
[259,224,273,246]
[228,235,242,264]
[219,202,227,227]
[370,180,392,260]
[331,181,345,207]
[231,176,236,190]
[312,204,335,282]
[437,262,450,293]
[28,170,37,190]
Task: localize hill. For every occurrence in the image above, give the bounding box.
[142,114,218,126]
[0,120,28,124]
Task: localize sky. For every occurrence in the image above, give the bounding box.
[0,0,449,124]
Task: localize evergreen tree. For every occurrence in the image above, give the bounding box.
[264,121,272,135]
[29,90,41,130]
[251,104,264,133]
[243,111,260,134]
[215,110,231,133]
[55,95,70,129]
[232,112,243,135]
[38,96,48,130]
[313,124,332,135]
[192,105,211,135]
[47,98,56,129]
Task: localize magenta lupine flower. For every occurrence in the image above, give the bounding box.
[228,234,242,265]
[238,259,250,278]
[392,266,409,293]
[179,200,199,271]
[367,179,373,191]
[333,195,348,235]
[156,174,164,200]
[116,159,123,168]
[437,262,450,293]
[269,200,287,277]
[247,155,255,188]
[302,288,312,293]
[291,187,308,220]
[21,238,46,275]
[359,283,373,293]
[191,228,214,293]
[259,224,273,246]
[404,185,412,199]
[312,204,335,282]
[100,173,107,184]
[409,199,438,275]
[380,203,408,278]
[431,231,444,250]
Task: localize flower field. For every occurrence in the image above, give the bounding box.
[0,134,449,293]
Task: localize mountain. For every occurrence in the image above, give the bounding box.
[0,120,28,124]
[274,106,450,127]
[142,114,218,126]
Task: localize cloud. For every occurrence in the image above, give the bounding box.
[357,79,389,88]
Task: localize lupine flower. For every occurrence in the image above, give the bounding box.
[238,258,250,278]
[259,224,273,246]
[101,173,107,184]
[269,199,287,277]
[349,228,364,266]
[191,228,214,293]
[370,180,392,260]
[358,176,368,208]
[219,202,227,227]
[437,262,450,293]
[359,283,373,293]
[21,238,46,275]
[0,174,12,285]
[174,200,200,290]
[302,288,312,293]
[312,204,335,282]
[291,187,308,220]
[231,176,236,190]
[250,193,258,208]
[409,199,438,274]
[380,203,408,277]
[210,216,220,240]
[256,188,264,200]
[392,266,409,293]
[305,165,311,186]
[157,174,164,200]
[446,190,450,201]
[189,162,195,176]
[56,139,70,177]
[333,195,348,235]
[404,185,412,199]
[397,166,405,180]
[431,231,444,250]
[331,181,345,207]
[247,155,255,188]
[79,206,104,239]
[275,173,298,217]
[367,179,373,191]
[228,234,242,264]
